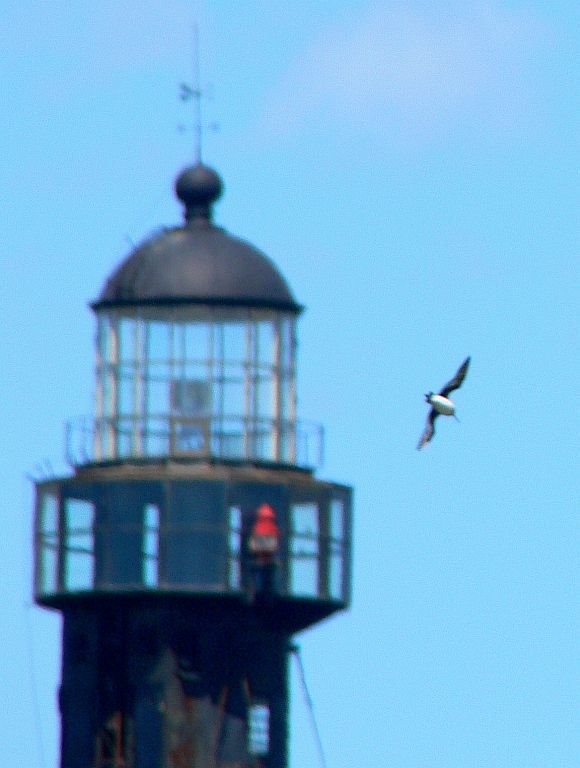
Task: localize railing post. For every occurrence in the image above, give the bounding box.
[65,416,324,470]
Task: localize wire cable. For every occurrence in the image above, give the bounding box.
[21,474,48,768]
[23,601,47,768]
[290,644,328,768]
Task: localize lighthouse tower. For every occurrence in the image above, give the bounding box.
[33,161,352,767]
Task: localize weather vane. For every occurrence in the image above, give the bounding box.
[179,24,218,164]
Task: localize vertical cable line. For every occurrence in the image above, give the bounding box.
[290,644,328,768]
[23,602,47,768]
[22,475,47,768]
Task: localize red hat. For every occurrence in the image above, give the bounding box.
[251,504,279,540]
[256,503,275,519]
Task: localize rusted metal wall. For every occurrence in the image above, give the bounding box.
[60,604,289,768]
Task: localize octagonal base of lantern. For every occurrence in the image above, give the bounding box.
[34,463,352,635]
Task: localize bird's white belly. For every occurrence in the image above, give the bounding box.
[430,395,455,415]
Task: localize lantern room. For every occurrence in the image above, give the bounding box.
[68,163,321,469]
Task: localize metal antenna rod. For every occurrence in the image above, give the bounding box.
[179,24,203,163]
[192,23,202,163]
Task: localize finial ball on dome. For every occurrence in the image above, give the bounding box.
[175,163,224,221]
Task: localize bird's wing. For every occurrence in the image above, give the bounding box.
[417,409,438,450]
[439,356,470,396]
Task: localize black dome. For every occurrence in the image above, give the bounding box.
[93,164,301,313]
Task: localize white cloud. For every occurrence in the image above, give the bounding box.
[256,1,546,143]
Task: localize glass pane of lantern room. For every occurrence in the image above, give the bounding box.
[118,316,137,362]
[281,317,296,425]
[147,319,170,362]
[145,318,170,411]
[143,503,160,587]
[252,317,276,414]
[255,376,273,420]
[39,488,59,536]
[329,546,343,601]
[222,373,244,417]
[64,499,94,591]
[117,366,134,416]
[184,320,210,363]
[227,506,242,589]
[97,313,112,362]
[37,490,59,595]
[146,369,169,416]
[96,313,116,426]
[223,320,247,364]
[256,319,274,366]
[291,503,319,544]
[328,498,345,600]
[279,317,294,372]
[289,503,319,597]
[330,499,344,540]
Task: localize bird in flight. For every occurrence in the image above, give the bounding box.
[417,357,471,450]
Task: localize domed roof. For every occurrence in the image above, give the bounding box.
[92,164,301,313]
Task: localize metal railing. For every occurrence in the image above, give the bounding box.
[66,414,324,469]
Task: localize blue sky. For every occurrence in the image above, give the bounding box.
[1,1,578,766]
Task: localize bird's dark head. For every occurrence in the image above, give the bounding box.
[424,392,433,403]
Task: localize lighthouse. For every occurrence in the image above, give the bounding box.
[33,160,352,767]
